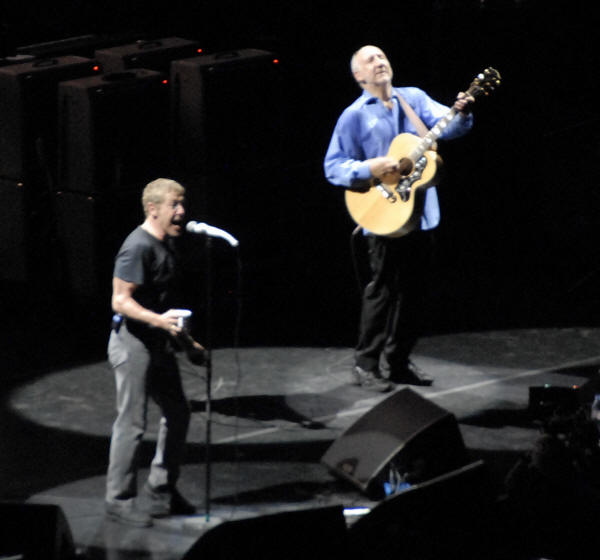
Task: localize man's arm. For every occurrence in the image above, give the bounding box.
[112,276,205,360]
[112,276,180,334]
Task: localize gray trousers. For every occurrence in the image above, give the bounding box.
[105,324,191,504]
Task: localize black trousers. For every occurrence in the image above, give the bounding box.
[355,230,434,375]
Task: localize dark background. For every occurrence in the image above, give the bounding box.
[2,0,600,373]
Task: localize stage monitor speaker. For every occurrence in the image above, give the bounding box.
[321,388,468,499]
[95,37,202,73]
[54,188,143,305]
[58,69,170,194]
[0,502,76,560]
[347,460,494,560]
[170,48,283,178]
[0,56,99,183]
[182,506,348,560]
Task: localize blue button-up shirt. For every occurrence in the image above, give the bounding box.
[324,86,473,231]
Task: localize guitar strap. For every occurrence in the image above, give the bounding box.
[396,93,429,138]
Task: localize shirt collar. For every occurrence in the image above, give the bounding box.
[359,87,400,106]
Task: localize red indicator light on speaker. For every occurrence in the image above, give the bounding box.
[197,48,203,53]
[162,79,168,85]
[272,59,280,64]
[93,65,100,72]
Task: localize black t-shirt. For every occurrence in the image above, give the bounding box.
[114,226,183,341]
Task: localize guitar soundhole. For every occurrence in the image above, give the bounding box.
[397,157,414,177]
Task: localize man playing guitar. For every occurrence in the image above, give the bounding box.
[324,45,475,391]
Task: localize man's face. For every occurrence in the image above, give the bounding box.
[353,46,393,88]
[153,190,186,238]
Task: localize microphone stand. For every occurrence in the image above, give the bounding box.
[203,235,214,523]
[185,235,220,531]
[185,226,239,531]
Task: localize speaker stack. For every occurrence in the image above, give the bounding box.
[0,56,99,284]
[54,37,200,306]
[169,48,283,228]
[53,68,171,304]
[1,35,284,318]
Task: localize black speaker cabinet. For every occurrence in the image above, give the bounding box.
[95,37,202,73]
[170,48,283,178]
[0,178,55,284]
[0,56,99,183]
[322,388,468,499]
[58,69,170,194]
[54,188,143,304]
[183,506,348,560]
[0,502,76,560]
[347,460,494,560]
[16,34,133,59]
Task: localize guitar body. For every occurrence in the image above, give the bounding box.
[345,132,442,237]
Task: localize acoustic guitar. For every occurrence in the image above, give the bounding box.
[344,67,501,237]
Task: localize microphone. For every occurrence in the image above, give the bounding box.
[186,221,239,247]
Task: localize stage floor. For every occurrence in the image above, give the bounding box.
[3,327,600,558]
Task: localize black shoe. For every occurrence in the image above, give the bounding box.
[105,500,153,528]
[143,483,197,517]
[353,366,393,393]
[389,361,433,386]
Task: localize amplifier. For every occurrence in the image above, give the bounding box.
[0,178,55,284]
[170,48,283,177]
[54,188,143,304]
[95,37,202,73]
[58,69,171,193]
[0,56,99,183]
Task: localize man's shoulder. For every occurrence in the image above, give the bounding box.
[337,93,375,123]
[122,226,159,247]
[117,226,158,258]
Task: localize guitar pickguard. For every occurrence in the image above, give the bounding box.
[345,142,440,237]
[396,156,428,202]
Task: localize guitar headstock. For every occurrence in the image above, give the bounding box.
[467,67,501,99]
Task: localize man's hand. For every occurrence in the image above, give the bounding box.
[453,91,475,115]
[369,156,402,183]
[159,309,184,336]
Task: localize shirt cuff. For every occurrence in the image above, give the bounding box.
[353,160,373,182]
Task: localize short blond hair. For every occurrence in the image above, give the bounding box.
[142,178,185,216]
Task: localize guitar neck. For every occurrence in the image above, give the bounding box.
[409,107,458,160]
[408,67,501,162]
